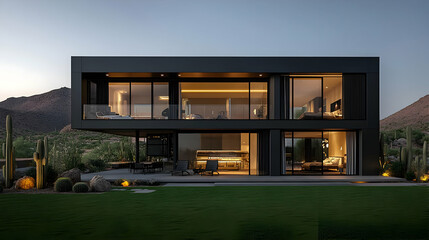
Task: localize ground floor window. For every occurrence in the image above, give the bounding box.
[283,131,356,175]
[178,133,259,175]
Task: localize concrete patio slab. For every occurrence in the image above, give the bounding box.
[82,168,408,184]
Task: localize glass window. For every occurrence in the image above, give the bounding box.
[250,82,268,119]
[178,133,258,175]
[292,78,322,119]
[180,82,250,119]
[131,82,151,119]
[283,131,352,175]
[153,82,169,119]
[108,82,130,116]
[323,76,343,119]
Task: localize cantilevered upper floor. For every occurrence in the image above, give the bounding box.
[71,57,379,133]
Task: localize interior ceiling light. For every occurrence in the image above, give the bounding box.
[160,74,164,77]
[181,90,267,93]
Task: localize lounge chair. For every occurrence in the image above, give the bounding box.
[201,160,219,176]
[171,160,190,176]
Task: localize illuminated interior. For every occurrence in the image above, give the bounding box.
[290,74,343,119]
[284,131,355,175]
[178,133,259,175]
[179,82,267,119]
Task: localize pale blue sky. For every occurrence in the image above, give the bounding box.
[0,0,428,119]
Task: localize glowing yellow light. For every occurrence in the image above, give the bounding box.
[159,96,169,100]
[420,175,429,182]
[382,172,390,177]
[121,180,130,187]
[181,89,267,93]
[16,176,35,190]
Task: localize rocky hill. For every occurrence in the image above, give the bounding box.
[0,87,71,135]
[380,95,429,131]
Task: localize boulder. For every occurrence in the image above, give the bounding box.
[59,168,81,184]
[15,176,36,190]
[89,175,111,192]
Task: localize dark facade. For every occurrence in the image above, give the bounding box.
[71,57,379,176]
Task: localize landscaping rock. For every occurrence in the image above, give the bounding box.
[89,175,111,192]
[59,168,81,184]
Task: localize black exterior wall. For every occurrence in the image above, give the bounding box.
[71,56,380,176]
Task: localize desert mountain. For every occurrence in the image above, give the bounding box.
[0,87,70,134]
[380,95,429,131]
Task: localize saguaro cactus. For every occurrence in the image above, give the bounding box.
[33,139,45,189]
[406,126,413,171]
[400,147,408,175]
[3,115,16,188]
[423,141,427,174]
[43,136,49,187]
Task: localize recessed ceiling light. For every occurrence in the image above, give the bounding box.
[178,74,181,77]
[106,73,109,77]
[160,74,164,77]
[326,86,328,88]
[259,74,263,77]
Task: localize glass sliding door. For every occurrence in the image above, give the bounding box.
[178,132,259,175]
[250,82,268,119]
[323,76,343,119]
[108,82,130,116]
[153,82,169,119]
[283,131,353,175]
[292,78,322,119]
[131,82,151,119]
[293,132,323,175]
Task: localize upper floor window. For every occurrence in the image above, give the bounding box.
[179,82,267,120]
[289,75,343,120]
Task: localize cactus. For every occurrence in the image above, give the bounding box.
[72,182,89,193]
[54,177,73,192]
[3,115,15,188]
[33,140,44,189]
[423,141,427,175]
[406,126,413,171]
[415,156,421,182]
[400,147,408,176]
[43,136,49,187]
[378,133,387,174]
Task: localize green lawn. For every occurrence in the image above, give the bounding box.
[0,186,428,240]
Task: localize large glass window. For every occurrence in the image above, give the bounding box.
[131,82,151,119]
[178,133,259,175]
[283,131,353,175]
[292,78,322,119]
[250,82,268,119]
[153,82,169,119]
[108,82,130,117]
[289,75,343,120]
[179,82,267,119]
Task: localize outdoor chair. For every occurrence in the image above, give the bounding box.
[147,161,164,173]
[171,160,190,176]
[200,160,219,176]
[132,162,145,174]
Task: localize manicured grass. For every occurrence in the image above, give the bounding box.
[0,186,428,240]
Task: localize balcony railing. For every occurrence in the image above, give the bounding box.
[83,103,268,120]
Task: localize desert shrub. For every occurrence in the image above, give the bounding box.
[25,167,36,179]
[72,182,89,193]
[132,179,159,186]
[86,159,107,172]
[54,177,73,192]
[13,137,35,158]
[388,161,404,178]
[50,140,83,173]
[132,179,146,186]
[405,171,416,181]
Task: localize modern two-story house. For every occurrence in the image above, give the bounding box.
[71,57,379,176]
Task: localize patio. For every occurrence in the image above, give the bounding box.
[81,168,408,184]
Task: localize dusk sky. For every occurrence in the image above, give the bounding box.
[0,0,428,119]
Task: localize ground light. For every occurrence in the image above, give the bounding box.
[121,180,130,187]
